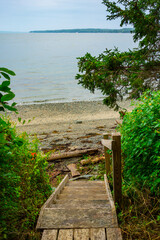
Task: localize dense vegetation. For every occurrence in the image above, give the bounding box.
[120,91,160,196]
[118,91,160,239]
[76,0,160,110]
[0,68,51,239]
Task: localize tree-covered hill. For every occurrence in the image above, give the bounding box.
[30,28,133,33]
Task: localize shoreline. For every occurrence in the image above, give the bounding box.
[15,99,104,107]
[7,101,134,134]
[15,96,105,106]
[7,100,135,153]
[9,100,134,127]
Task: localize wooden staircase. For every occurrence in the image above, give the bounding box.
[36,175,122,239]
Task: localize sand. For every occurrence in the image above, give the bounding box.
[7,100,134,152]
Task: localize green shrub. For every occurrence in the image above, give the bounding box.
[0,116,52,239]
[120,90,160,195]
[0,67,17,112]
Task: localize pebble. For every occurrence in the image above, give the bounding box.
[75,120,82,124]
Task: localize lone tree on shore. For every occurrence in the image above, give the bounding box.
[76,0,160,110]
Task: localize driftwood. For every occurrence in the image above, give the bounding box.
[92,156,105,164]
[80,158,91,165]
[80,156,105,166]
[67,163,80,177]
[48,149,98,161]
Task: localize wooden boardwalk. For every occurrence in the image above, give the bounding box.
[36,174,122,240]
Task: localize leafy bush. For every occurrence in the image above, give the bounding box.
[0,68,17,112]
[0,67,52,239]
[0,116,52,239]
[120,91,160,195]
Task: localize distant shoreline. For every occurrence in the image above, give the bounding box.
[30,28,133,33]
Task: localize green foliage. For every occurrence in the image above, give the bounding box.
[76,0,160,110]
[0,116,52,239]
[0,68,17,113]
[103,0,160,48]
[76,48,160,110]
[119,91,160,195]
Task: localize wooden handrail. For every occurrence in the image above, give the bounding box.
[101,139,116,150]
[101,132,122,208]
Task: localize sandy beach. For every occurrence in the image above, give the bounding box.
[8,100,134,152]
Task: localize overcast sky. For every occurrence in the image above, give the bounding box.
[0,0,122,32]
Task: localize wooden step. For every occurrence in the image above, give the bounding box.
[50,201,111,209]
[42,230,57,240]
[52,199,110,206]
[67,181,104,187]
[58,193,108,201]
[37,208,117,229]
[74,229,90,240]
[41,228,122,240]
[62,187,106,194]
[90,228,106,240]
[58,229,73,240]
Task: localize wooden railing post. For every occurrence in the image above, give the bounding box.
[103,133,111,174]
[112,133,122,208]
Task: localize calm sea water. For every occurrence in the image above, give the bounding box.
[0,33,138,104]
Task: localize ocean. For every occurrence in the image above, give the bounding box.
[0,33,138,105]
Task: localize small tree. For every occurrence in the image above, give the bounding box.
[76,0,160,110]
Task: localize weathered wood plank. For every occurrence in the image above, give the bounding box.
[74,229,90,240]
[41,230,58,240]
[103,133,111,174]
[58,229,73,240]
[107,228,122,240]
[104,174,118,226]
[36,174,69,229]
[64,185,105,190]
[66,184,105,188]
[52,199,110,208]
[58,193,108,200]
[90,228,106,240]
[66,185,105,188]
[37,208,117,229]
[101,139,115,151]
[68,180,104,185]
[104,174,115,210]
[62,188,106,194]
[51,202,111,210]
[67,163,80,177]
[112,133,122,208]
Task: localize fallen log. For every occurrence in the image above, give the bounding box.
[47,148,98,161]
[80,156,105,166]
[67,163,80,177]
